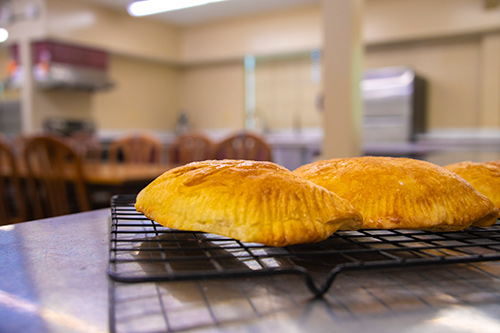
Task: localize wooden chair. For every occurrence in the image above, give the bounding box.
[68,131,102,163]
[169,132,215,165]
[0,137,27,224]
[108,133,162,165]
[214,132,272,161]
[10,134,30,161]
[23,135,90,219]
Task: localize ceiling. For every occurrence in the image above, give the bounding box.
[80,0,321,26]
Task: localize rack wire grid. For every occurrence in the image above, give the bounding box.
[108,194,500,298]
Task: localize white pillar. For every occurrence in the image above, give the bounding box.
[479,32,500,128]
[19,38,35,132]
[321,0,364,159]
[6,0,47,133]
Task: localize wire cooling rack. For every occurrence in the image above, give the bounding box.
[108,194,500,297]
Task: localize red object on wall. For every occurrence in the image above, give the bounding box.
[32,40,109,70]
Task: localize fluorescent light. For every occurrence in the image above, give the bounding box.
[0,28,8,43]
[128,0,230,17]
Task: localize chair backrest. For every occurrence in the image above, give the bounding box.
[214,132,272,161]
[68,131,102,163]
[10,134,29,160]
[0,137,27,224]
[108,133,162,165]
[169,132,215,165]
[23,135,90,219]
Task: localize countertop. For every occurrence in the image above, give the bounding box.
[2,209,500,332]
[0,210,109,333]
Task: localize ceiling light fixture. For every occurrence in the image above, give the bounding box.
[128,0,231,17]
[0,28,8,43]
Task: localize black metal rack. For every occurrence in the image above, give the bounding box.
[108,194,500,298]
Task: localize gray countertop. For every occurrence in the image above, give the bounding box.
[2,209,500,332]
[0,209,109,333]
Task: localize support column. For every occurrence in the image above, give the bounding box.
[479,32,500,128]
[19,38,35,132]
[7,0,47,133]
[321,0,364,159]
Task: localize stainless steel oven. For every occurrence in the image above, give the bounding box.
[362,66,427,144]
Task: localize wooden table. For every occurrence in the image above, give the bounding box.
[82,163,174,186]
[0,161,177,212]
[81,163,176,209]
[1,161,175,185]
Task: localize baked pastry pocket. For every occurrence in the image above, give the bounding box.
[136,159,362,246]
[294,156,498,231]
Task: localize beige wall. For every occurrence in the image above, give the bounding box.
[479,33,500,127]
[92,54,181,131]
[178,4,323,134]
[8,0,47,41]
[362,0,500,132]
[364,0,500,45]
[0,47,8,81]
[32,90,92,130]
[10,46,183,133]
[5,0,500,135]
[180,5,321,64]
[250,32,491,133]
[46,0,181,63]
[365,36,482,129]
[178,0,500,135]
[5,0,183,132]
[255,56,321,131]
[179,63,245,131]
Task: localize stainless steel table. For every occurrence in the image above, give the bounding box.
[2,209,500,332]
[0,210,109,333]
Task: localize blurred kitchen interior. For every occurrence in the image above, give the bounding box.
[1,0,500,169]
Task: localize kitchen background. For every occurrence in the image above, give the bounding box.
[1,0,500,167]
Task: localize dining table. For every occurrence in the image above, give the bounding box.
[81,162,176,210]
[82,162,175,187]
[2,203,500,332]
[0,159,174,185]
[0,160,175,212]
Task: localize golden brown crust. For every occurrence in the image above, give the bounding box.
[294,156,498,231]
[444,161,500,217]
[135,159,362,246]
